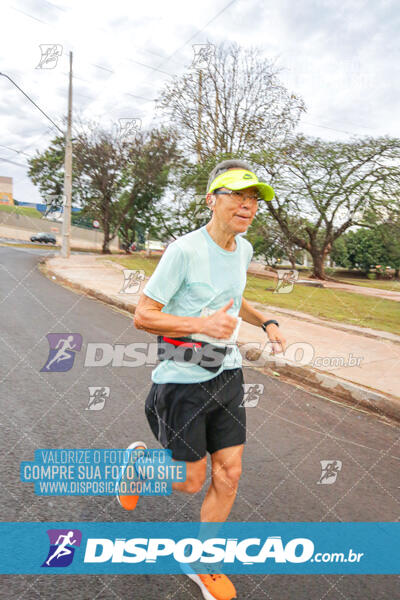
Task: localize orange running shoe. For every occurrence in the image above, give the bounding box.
[187,571,237,600]
[116,441,147,511]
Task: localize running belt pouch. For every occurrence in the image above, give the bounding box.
[157,336,232,373]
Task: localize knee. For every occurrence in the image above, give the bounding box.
[186,479,204,494]
[213,464,242,492]
[182,473,206,494]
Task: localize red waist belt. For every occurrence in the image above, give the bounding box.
[157,335,233,373]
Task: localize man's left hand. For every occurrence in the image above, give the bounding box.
[266,324,286,355]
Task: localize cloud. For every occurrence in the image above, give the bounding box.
[0,0,398,203]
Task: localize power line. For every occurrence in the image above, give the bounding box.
[125,92,156,102]
[160,0,238,65]
[301,121,359,136]
[0,72,64,134]
[92,63,114,74]
[0,144,32,158]
[127,59,173,77]
[0,156,28,168]
[10,5,48,24]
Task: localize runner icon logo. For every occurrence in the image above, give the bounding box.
[317,460,342,485]
[40,333,82,372]
[36,44,63,69]
[86,386,110,410]
[274,270,299,294]
[119,270,146,294]
[240,383,264,407]
[191,44,215,70]
[42,529,82,567]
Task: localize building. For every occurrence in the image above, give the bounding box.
[0,176,14,205]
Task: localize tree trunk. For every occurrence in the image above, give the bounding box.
[102,238,111,254]
[310,251,326,280]
[102,219,111,254]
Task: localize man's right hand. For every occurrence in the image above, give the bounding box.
[198,299,238,339]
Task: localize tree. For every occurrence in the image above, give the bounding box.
[246,213,303,267]
[330,235,349,268]
[333,220,400,278]
[158,42,305,161]
[380,220,400,278]
[28,135,81,212]
[90,127,179,251]
[252,135,400,279]
[343,228,386,273]
[28,121,178,253]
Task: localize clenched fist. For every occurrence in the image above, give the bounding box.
[199,299,238,340]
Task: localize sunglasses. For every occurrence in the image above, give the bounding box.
[213,189,262,203]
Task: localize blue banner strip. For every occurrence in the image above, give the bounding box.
[0,522,398,574]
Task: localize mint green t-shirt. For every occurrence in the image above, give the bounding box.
[143,225,253,383]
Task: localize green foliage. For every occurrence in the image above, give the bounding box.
[331,236,349,268]
[333,220,400,276]
[251,134,400,278]
[0,204,42,218]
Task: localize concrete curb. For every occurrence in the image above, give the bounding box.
[41,259,400,424]
[249,354,400,423]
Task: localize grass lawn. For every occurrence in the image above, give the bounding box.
[0,204,42,218]
[106,255,400,335]
[106,254,162,276]
[245,275,400,335]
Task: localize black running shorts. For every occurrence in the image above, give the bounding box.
[145,368,246,462]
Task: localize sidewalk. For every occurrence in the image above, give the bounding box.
[41,254,400,421]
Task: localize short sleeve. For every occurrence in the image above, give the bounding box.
[246,243,253,270]
[143,242,187,306]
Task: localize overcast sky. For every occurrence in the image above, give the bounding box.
[1,0,399,204]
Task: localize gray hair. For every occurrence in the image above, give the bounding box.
[206,159,254,193]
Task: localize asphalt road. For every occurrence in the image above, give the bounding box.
[0,246,399,599]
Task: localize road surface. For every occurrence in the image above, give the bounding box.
[0,246,399,599]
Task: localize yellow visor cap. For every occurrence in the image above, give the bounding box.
[207,169,274,202]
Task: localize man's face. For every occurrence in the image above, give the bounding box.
[208,185,260,234]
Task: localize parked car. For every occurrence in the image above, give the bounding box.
[30,232,56,244]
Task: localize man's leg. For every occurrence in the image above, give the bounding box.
[172,455,207,494]
[200,444,244,522]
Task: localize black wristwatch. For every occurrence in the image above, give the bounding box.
[262,319,279,332]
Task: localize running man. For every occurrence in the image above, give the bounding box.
[45,335,76,371]
[45,531,77,565]
[120,159,286,600]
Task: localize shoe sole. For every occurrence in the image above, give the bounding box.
[116,441,147,509]
[186,572,236,600]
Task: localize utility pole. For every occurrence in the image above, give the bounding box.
[61,51,73,258]
[196,69,203,163]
